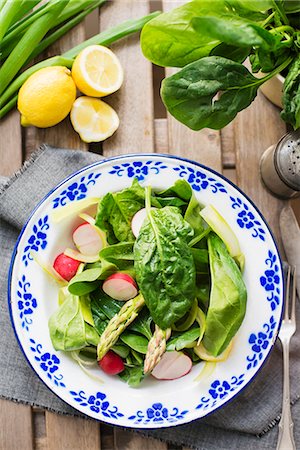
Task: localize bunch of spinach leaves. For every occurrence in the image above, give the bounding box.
[141,0,300,130]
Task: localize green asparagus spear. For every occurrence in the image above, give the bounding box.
[144,326,171,374]
[97,294,145,360]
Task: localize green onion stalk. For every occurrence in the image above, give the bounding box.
[0,11,161,119]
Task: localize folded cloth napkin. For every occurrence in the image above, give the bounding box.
[0,145,299,450]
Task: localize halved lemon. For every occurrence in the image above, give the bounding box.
[70,96,119,142]
[72,45,124,97]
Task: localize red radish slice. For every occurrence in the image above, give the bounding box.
[98,350,124,375]
[102,273,138,301]
[64,248,99,263]
[131,208,147,238]
[73,223,104,255]
[53,253,81,282]
[151,351,192,380]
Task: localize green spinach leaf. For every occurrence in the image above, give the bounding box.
[184,193,205,237]
[191,248,209,274]
[120,332,149,354]
[95,179,146,243]
[134,188,196,329]
[203,233,247,356]
[157,179,192,202]
[211,43,251,63]
[49,295,87,351]
[281,55,300,129]
[99,242,134,267]
[167,327,201,351]
[119,365,144,387]
[192,16,281,50]
[161,56,266,130]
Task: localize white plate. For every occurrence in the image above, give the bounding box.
[8,154,283,428]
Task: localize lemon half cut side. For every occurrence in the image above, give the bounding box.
[72,45,124,97]
[70,96,119,143]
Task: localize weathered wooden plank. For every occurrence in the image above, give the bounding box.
[114,430,169,450]
[0,400,33,450]
[0,110,22,176]
[154,118,168,153]
[220,122,236,168]
[100,0,154,156]
[46,413,101,450]
[234,91,286,247]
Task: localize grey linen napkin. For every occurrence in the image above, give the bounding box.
[0,145,299,450]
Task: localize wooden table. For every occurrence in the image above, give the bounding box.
[0,1,299,449]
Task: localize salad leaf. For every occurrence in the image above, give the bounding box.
[85,323,99,347]
[233,0,272,12]
[68,262,117,295]
[281,55,300,129]
[192,16,281,50]
[157,179,192,202]
[184,193,205,237]
[211,42,251,63]
[161,56,267,131]
[203,233,247,356]
[129,307,153,340]
[120,332,149,354]
[79,295,94,326]
[167,327,201,351]
[191,248,209,274]
[134,189,196,329]
[49,295,87,351]
[99,242,134,267]
[95,179,149,243]
[119,365,144,387]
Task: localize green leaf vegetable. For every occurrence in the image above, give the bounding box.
[47,179,248,386]
[203,233,247,356]
[141,0,300,130]
[134,186,196,329]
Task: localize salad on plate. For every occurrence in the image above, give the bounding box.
[46,178,247,387]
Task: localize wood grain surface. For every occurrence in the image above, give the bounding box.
[0,1,297,449]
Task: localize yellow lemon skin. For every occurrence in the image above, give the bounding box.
[72,45,123,97]
[18,66,76,128]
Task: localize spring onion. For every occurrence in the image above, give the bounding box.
[0,0,70,97]
[0,0,22,40]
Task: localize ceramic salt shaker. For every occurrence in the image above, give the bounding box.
[260,129,300,199]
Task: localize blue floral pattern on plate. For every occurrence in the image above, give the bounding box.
[17,275,37,331]
[173,165,227,193]
[22,215,49,266]
[29,339,65,387]
[260,250,281,311]
[246,316,276,370]
[128,402,189,425]
[196,374,245,410]
[53,173,101,208]
[70,390,124,419]
[230,196,265,241]
[109,160,168,181]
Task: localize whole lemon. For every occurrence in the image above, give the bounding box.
[18,66,76,128]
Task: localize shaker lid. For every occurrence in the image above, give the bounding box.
[275,129,300,191]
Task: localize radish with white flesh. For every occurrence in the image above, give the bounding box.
[64,248,99,263]
[73,223,105,256]
[103,273,138,301]
[151,351,192,380]
[53,253,81,282]
[98,350,124,375]
[131,208,147,237]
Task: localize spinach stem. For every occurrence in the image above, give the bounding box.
[259,56,293,83]
[262,11,275,28]
[270,25,295,35]
[271,0,289,25]
[189,227,211,248]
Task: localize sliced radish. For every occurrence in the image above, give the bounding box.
[131,208,148,238]
[64,248,100,263]
[73,222,105,256]
[151,351,192,380]
[53,253,81,282]
[102,272,138,301]
[98,350,124,375]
